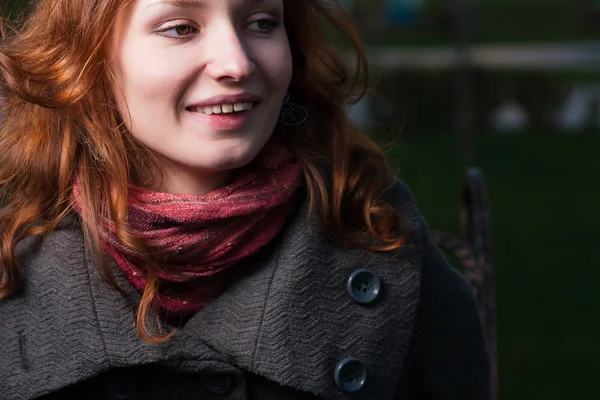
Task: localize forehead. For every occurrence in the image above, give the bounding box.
[139,0,279,9]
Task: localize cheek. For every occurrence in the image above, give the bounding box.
[284,50,294,88]
[116,41,189,101]
[122,63,177,100]
[113,59,191,129]
[255,42,293,90]
[278,51,294,89]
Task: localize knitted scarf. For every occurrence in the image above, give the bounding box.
[71,141,302,320]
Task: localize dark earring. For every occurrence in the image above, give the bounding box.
[278,92,308,126]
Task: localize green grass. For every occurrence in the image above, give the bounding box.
[383,132,599,399]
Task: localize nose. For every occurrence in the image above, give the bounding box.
[204,23,256,83]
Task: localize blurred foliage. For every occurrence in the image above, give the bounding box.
[385,131,600,400]
[3,0,600,45]
[351,0,600,45]
[368,68,580,135]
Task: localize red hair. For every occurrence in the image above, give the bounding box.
[0,0,404,342]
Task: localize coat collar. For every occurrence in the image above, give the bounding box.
[1,180,422,400]
[182,180,423,399]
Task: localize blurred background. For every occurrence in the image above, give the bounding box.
[339,1,598,399]
[2,0,598,399]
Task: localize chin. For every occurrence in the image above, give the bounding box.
[222,136,270,163]
[195,147,263,172]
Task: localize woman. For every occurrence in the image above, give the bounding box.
[0,0,491,399]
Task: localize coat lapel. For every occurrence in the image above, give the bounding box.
[185,181,423,400]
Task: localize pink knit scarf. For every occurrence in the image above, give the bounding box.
[71,141,301,320]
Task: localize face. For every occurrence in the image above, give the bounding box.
[107,0,292,194]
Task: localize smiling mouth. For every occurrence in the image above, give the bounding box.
[186,102,257,115]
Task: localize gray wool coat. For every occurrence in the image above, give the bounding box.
[0,180,492,400]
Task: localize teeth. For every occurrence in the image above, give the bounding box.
[191,102,254,114]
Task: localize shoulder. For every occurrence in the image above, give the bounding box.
[3,215,87,313]
[0,219,116,399]
[382,178,421,225]
[386,180,493,399]
[381,178,426,254]
[383,178,417,208]
[14,215,85,274]
[382,178,480,304]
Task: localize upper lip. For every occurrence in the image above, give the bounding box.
[187,93,262,108]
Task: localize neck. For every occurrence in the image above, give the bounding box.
[149,162,233,196]
[163,172,232,196]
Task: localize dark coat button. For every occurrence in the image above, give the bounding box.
[104,373,137,400]
[346,268,381,304]
[201,374,234,396]
[334,358,367,393]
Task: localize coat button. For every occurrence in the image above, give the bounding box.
[334,358,367,393]
[201,374,234,396]
[346,268,381,304]
[104,373,137,400]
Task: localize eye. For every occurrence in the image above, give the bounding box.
[247,18,279,34]
[158,22,199,39]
